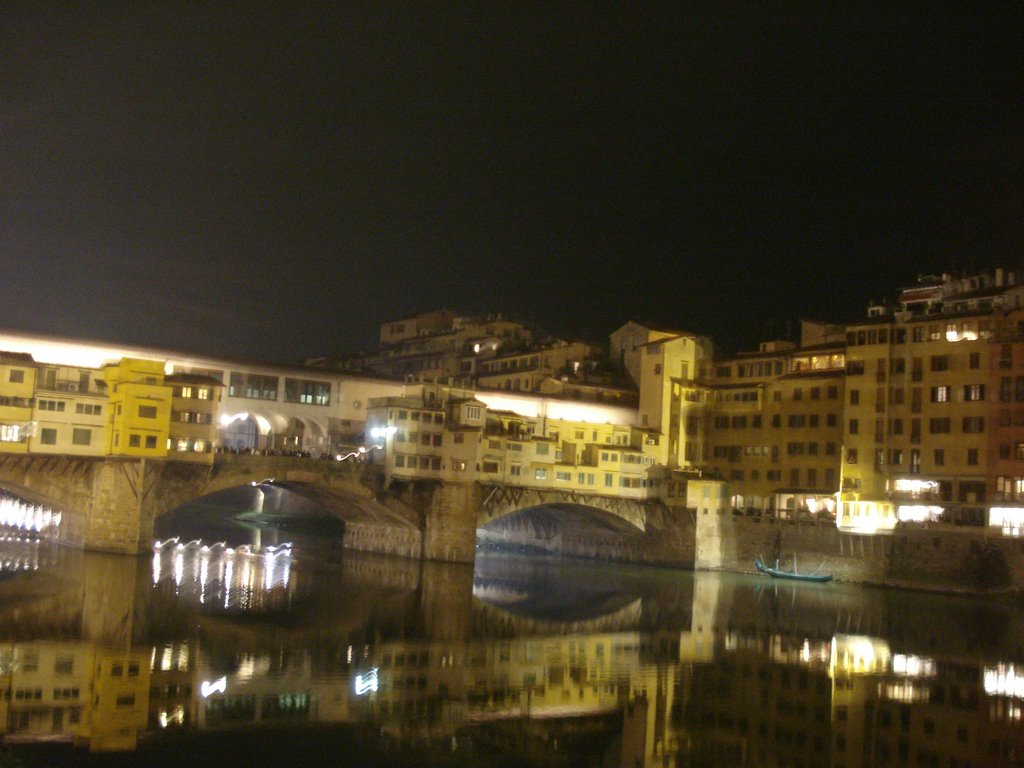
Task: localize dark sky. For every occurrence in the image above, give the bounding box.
[2,4,1022,362]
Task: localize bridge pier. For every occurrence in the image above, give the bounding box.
[0,455,174,554]
[422,482,480,564]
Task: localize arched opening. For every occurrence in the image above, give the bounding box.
[478,503,647,561]
[277,417,306,454]
[222,415,260,452]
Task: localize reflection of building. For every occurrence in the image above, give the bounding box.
[149,642,196,731]
[0,640,148,753]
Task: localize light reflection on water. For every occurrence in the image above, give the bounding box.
[0,528,1021,766]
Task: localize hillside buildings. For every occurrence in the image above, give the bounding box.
[2,268,1024,542]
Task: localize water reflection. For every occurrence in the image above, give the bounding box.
[0,535,1021,766]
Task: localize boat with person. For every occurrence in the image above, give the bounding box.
[754,556,833,583]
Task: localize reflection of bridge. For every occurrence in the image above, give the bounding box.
[0,452,696,566]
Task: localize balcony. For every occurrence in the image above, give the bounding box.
[36,379,104,396]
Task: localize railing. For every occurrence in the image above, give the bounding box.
[35,379,103,396]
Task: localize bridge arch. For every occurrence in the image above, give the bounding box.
[478,484,649,531]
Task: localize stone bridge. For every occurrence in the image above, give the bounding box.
[0,454,696,567]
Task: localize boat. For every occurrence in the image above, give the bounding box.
[754,556,833,583]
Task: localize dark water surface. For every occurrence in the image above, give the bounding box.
[0,502,1022,767]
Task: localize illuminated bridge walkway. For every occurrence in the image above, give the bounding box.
[0,453,695,566]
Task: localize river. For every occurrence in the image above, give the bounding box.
[0,495,1022,767]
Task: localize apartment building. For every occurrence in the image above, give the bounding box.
[839,269,1024,533]
[705,329,846,517]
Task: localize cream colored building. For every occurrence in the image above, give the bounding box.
[29,362,109,456]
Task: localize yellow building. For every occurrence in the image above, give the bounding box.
[0,351,36,453]
[629,331,714,470]
[29,362,108,457]
[706,334,845,516]
[840,272,1003,531]
[104,358,172,458]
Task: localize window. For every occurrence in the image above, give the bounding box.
[962,416,985,434]
[934,449,944,466]
[534,468,548,480]
[969,352,980,369]
[465,406,482,420]
[129,434,141,447]
[71,428,91,446]
[930,386,949,403]
[963,384,985,401]
[846,448,858,464]
[929,418,951,434]
[8,370,24,383]
[40,428,57,445]
[930,355,949,371]
[509,464,521,476]
[848,419,859,434]
[284,378,330,405]
[849,389,860,405]
[482,461,499,473]
[138,405,157,418]
[967,448,978,466]
[75,403,102,415]
[145,435,157,448]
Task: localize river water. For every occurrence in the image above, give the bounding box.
[0,497,1022,767]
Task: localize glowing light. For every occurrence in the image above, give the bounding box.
[354,668,379,695]
[893,478,938,495]
[836,500,896,534]
[368,426,397,439]
[0,497,61,533]
[985,664,1024,699]
[200,677,227,698]
[897,505,944,523]
[946,329,978,342]
[990,507,1024,537]
[892,653,935,678]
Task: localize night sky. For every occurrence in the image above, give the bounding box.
[2,4,1022,363]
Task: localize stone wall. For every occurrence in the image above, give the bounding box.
[695,509,1024,593]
